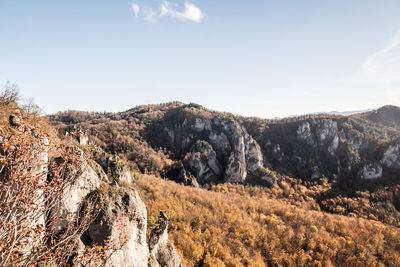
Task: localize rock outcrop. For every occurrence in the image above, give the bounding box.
[98,152,132,184]
[154,114,272,185]
[148,212,182,267]
[1,114,181,266]
[297,122,315,146]
[382,139,400,171]
[359,163,383,179]
[52,161,102,234]
[82,187,149,267]
[184,140,222,184]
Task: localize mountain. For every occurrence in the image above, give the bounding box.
[356,105,400,128]
[3,96,400,266]
[46,102,400,265]
[50,102,400,185]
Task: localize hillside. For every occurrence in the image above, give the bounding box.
[137,174,400,266]
[357,105,400,129]
[50,102,400,185]
[48,102,400,265]
[49,105,400,219]
[0,90,182,266]
[1,96,400,266]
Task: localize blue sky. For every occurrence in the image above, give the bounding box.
[1,0,400,117]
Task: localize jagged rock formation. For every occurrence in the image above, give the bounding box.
[148,212,182,267]
[58,153,181,267]
[1,112,181,266]
[82,187,149,267]
[183,140,222,184]
[148,109,275,186]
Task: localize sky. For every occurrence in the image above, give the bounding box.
[1,0,400,118]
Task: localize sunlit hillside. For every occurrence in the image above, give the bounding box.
[136,175,400,267]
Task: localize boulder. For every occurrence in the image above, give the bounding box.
[82,187,149,267]
[148,212,182,267]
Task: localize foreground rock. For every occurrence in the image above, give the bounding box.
[148,212,182,267]
[82,187,149,267]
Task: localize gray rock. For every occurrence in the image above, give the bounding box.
[52,162,101,234]
[297,122,315,146]
[184,140,222,184]
[359,163,383,179]
[9,114,21,127]
[317,119,338,143]
[83,187,149,267]
[149,212,182,267]
[78,132,89,145]
[328,135,339,156]
[98,152,131,184]
[382,139,400,170]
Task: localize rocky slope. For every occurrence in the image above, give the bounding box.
[50,103,400,186]
[1,109,182,266]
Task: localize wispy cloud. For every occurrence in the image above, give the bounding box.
[131,1,205,23]
[362,31,400,82]
[143,7,158,23]
[131,3,140,17]
[160,1,205,23]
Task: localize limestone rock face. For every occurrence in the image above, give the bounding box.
[184,140,222,184]
[192,118,212,132]
[223,121,264,184]
[160,116,269,185]
[328,135,339,156]
[52,162,102,234]
[83,187,149,267]
[359,163,383,179]
[317,120,338,143]
[99,152,132,184]
[316,119,340,156]
[382,139,400,170]
[297,122,315,146]
[148,212,182,267]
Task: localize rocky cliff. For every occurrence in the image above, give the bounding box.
[0,112,182,267]
[148,112,275,186]
[49,102,400,187]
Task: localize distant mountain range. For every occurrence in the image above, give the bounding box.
[50,103,400,186]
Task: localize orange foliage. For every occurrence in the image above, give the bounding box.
[137,175,400,266]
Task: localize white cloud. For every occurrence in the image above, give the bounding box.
[362,31,400,82]
[131,1,205,23]
[131,3,140,17]
[160,1,205,23]
[143,7,158,23]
